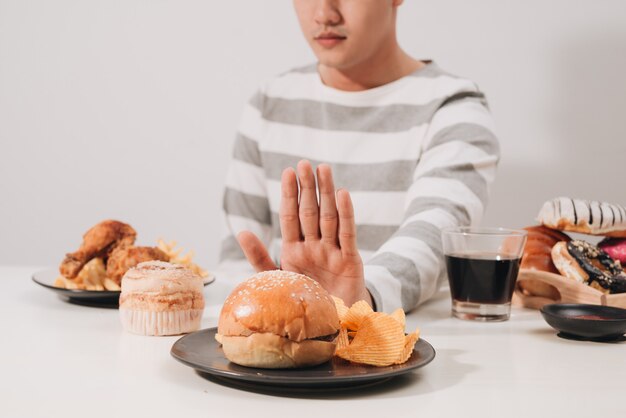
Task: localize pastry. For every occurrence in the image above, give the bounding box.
[521,225,570,273]
[537,197,626,237]
[518,226,570,300]
[551,240,626,294]
[598,238,626,265]
[119,261,205,336]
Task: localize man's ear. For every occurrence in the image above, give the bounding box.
[392,0,404,6]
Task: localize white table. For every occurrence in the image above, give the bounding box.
[2,266,625,418]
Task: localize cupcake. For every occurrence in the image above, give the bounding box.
[119,261,205,336]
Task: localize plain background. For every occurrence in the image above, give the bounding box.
[1,0,625,269]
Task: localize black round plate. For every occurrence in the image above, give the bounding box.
[540,303,626,340]
[32,269,121,307]
[171,327,436,389]
[32,268,215,308]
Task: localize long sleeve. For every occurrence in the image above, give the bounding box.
[364,91,500,313]
[217,93,273,278]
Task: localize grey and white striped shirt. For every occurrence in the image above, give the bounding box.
[218,62,499,313]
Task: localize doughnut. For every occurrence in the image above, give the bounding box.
[537,197,626,237]
[521,225,571,273]
[598,238,626,265]
[551,240,626,294]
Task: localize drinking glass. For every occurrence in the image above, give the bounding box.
[441,227,527,321]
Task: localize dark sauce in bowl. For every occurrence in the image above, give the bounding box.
[571,315,612,321]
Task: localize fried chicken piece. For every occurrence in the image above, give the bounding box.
[106,246,169,284]
[60,220,137,279]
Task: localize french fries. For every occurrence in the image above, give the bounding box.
[54,258,115,290]
[157,239,209,278]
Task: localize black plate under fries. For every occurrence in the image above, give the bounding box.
[32,268,216,308]
[171,327,436,391]
[540,303,626,341]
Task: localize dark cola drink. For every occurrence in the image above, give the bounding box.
[445,252,521,304]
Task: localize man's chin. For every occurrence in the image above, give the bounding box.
[316,55,357,71]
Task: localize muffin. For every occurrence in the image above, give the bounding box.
[119,261,205,336]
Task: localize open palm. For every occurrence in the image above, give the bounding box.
[237,160,371,307]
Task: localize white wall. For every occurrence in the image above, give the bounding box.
[1,1,625,268]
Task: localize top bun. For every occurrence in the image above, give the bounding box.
[218,270,339,342]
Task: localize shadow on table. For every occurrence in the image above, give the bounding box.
[527,327,626,344]
[191,348,476,400]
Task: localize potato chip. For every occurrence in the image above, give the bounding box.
[336,327,349,350]
[341,300,374,331]
[215,333,223,344]
[332,300,421,367]
[335,312,405,366]
[332,296,349,321]
[390,308,406,328]
[394,329,420,364]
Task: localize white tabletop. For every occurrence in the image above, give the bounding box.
[2,266,625,418]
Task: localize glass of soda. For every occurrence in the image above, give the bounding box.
[442,227,527,322]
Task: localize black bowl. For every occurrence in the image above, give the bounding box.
[540,303,626,341]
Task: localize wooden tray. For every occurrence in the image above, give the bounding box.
[512,268,626,310]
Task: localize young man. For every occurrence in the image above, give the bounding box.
[218,0,499,312]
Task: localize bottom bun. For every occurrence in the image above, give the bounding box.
[220,333,336,369]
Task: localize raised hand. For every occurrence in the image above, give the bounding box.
[237,160,372,307]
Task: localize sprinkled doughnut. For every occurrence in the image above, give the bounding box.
[551,240,626,294]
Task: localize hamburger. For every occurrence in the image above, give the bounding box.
[216,270,340,368]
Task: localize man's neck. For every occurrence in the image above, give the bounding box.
[318,47,424,92]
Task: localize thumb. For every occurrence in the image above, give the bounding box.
[237,231,278,272]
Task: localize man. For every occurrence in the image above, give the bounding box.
[218,0,499,312]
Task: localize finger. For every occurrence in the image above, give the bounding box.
[237,231,278,272]
[336,189,360,258]
[280,167,301,243]
[297,160,320,240]
[317,164,338,244]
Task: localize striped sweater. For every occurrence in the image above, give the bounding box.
[218,62,500,313]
